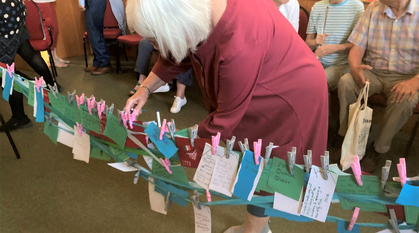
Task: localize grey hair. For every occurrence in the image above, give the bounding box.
[126,0,212,63]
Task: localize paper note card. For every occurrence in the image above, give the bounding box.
[274,191,302,216]
[44,120,58,144]
[80,105,101,134]
[232,150,263,201]
[90,147,111,161]
[336,220,360,233]
[256,159,275,193]
[152,160,189,186]
[144,122,178,159]
[208,148,239,197]
[72,126,90,163]
[339,198,387,212]
[194,205,211,233]
[57,121,74,148]
[396,183,419,207]
[148,177,167,215]
[336,175,381,195]
[301,166,338,222]
[34,86,44,122]
[176,137,211,168]
[193,143,217,189]
[266,157,305,201]
[108,146,130,162]
[103,113,127,148]
[405,206,419,225]
[108,162,139,172]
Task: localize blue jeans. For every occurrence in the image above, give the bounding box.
[85,0,110,68]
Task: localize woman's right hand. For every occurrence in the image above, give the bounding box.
[125,86,149,117]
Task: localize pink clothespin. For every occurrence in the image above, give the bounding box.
[397,158,407,187]
[128,109,137,129]
[76,122,83,136]
[159,158,172,175]
[206,189,211,202]
[121,110,129,129]
[86,96,96,115]
[145,135,149,144]
[34,76,43,93]
[350,156,363,186]
[6,63,14,77]
[76,93,85,109]
[159,119,167,140]
[253,139,262,165]
[97,101,106,119]
[347,207,360,231]
[211,132,221,155]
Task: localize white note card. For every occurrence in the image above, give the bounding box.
[193,143,217,189]
[194,205,211,233]
[274,190,303,216]
[72,126,90,163]
[301,165,338,222]
[57,121,74,148]
[107,162,139,172]
[148,177,167,215]
[208,150,239,197]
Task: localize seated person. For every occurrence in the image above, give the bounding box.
[130,38,192,113]
[335,0,419,172]
[274,0,300,32]
[305,0,364,90]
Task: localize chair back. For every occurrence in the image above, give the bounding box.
[24,0,46,40]
[104,0,119,28]
[298,6,309,41]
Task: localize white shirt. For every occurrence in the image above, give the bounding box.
[279,0,300,32]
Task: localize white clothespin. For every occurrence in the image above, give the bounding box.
[167,119,176,141]
[192,190,202,210]
[47,83,59,99]
[106,103,114,115]
[321,151,329,180]
[388,209,401,233]
[238,138,249,154]
[45,115,53,125]
[165,192,172,212]
[381,160,392,190]
[287,148,296,175]
[264,142,278,167]
[117,109,124,126]
[189,124,198,147]
[67,90,76,105]
[304,150,312,173]
[133,171,140,184]
[225,136,236,159]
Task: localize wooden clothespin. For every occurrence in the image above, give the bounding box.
[164,192,172,212]
[167,119,176,141]
[351,156,363,186]
[321,151,329,180]
[192,190,202,210]
[47,83,59,99]
[189,124,198,147]
[225,136,236,159]
[238,138,249,154]
[211,132,221,155]
[347,207,360,231]
[381,160,392,190]
[388,209,401,233]
[397,158,407,188]
[287,147,296,175]
[106,103,114,115]
[304,150,312,173]
[264,142,278,168]
[67,90,76,105]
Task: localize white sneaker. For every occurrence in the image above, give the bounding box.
[170,96,187,113]
[153,83,170,93]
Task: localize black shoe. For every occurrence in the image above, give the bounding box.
[0,118,32,132]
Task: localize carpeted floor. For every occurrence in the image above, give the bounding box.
[0,56,417,233]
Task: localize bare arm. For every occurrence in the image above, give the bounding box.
[305,33,317,51]
[348,44,372,88]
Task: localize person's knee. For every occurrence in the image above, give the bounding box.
[337,73,356,92]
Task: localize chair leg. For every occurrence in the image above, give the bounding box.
[116,41,121,74]
[47,48,58,82]
[0,112,20,159]
[404,115,419,158]
[123,44,128,61]
[83,37,88,68]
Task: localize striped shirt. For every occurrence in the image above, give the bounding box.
[307,0,364,67]
[348,0,419,74]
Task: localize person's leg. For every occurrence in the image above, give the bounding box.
[224,205,270,233]
[130,38,158,95]
[170,69,192,113]
[374,73,419,154]
[84,0,110,69]
[325,64,350,91]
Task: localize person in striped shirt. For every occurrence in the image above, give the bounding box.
[306,0,364,90]
[336,0,419,172]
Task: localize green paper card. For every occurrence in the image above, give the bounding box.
[266,157,305,201]
[89,147,111,161]
[103,113,127,148]
[48,92,63,114]
[256,159,275,193]
[60,98,79,123]
[13,82,22,94]
[80,105,100,134]
[109,146,129,162]
[336,175,382,195]
[405,206,419,225]
[43,120,58,144]
[152,159,189,186]
[28,81,34,107]
[340,198,387,212]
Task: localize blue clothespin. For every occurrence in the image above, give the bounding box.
[189,124,198,147]
[304,150,312,173]
[225,136,236,159]
[321,151,329,180]
[67,90,76,105]
[381,160,392,190]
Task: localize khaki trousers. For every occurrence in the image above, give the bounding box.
[338,69,419,154]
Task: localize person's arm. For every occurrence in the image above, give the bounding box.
[314,43,354,57]
[391,75,419,103]
[348,44,372,88]
[305,33,318,51]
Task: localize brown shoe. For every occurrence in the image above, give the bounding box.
[360,145,380,173]
[85,66,98,72]
[91,66,112,75]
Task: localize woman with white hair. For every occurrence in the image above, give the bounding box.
[125,0,328,232]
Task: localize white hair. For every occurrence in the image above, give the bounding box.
[126,0,212,63]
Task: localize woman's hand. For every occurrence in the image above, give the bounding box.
[125,85,150,117]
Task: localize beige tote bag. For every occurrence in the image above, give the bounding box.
[340,82,373,171]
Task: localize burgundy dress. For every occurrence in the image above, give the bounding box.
[152,0,328,166]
